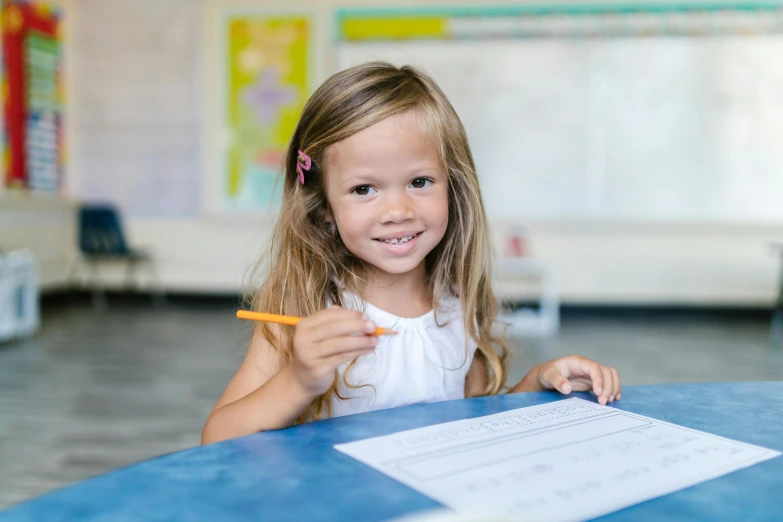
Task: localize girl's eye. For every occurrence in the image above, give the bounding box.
[352,185,375,196]
[410,178,432,189]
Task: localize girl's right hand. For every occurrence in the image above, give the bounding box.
[291,306,378,396]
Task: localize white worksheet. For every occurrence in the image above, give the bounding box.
[335,398,780,522]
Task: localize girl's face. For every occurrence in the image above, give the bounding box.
[324,111,449,282]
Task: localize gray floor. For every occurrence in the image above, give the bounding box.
[0,297,781,509]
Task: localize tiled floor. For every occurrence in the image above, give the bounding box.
[0,296,780,509]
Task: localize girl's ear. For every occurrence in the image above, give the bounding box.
[324,205,334,224]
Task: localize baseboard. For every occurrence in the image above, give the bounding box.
[39,290,775,320]
[504,300,773,320]
[40,289,244,311]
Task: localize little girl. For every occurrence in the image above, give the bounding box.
[202,62,621,444]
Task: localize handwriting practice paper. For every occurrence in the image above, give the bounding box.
[335,398,780,522]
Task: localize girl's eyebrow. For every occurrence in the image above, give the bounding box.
[339,174,378,189]
[411,167,443,175]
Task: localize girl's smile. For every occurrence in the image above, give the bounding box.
[373,230,423,255]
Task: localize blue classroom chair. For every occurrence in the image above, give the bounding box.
[69,204,165,309]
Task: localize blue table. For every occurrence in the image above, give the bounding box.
[2,382,782,521]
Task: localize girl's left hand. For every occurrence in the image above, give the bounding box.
[533,355,621,406]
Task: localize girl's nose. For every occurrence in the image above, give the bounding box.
[380,194,415,224]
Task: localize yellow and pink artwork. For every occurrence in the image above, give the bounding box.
[223,14,310,211]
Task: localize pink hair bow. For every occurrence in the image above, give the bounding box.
[296,150,311,185]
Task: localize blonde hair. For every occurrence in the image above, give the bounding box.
[248,62,508,422]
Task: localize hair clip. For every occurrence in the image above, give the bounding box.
[297,150,312,185]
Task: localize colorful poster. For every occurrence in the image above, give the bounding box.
[222,13,311,212]
[1,0,63,192]
[25,31,59,191]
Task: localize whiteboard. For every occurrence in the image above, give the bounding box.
[337,35,783,222]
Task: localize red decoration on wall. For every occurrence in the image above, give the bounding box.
[2,1,60,189]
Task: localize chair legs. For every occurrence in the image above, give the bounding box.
[67,256,107,310]
[122,258,167,307]
[69,257,165,309]
[124,260,138,290]
[65,256,79,284]
[88,260,108,311]
[142,259,167,307]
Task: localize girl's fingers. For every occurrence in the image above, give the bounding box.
[302,306,358,329]
[583,361,604,399]
[611,367,622,400]
[540,365,573,394]
[552,374,572,395]
[308,314,376,342]
[557,356,621,404]
[316,334,378,358]
[323,346,377,368]
[599,366,615,405]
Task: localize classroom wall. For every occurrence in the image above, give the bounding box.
[0,195,75,290]
[4,0,782,304]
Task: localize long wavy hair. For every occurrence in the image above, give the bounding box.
[247,62,508,422]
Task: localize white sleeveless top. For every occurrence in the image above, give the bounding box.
[331,292,477,418]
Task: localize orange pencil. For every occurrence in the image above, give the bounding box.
[236,310,397,336]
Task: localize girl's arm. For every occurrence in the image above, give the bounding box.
[201,327,315,445]
[464,353,621,405]
[464,352,488,397]
[202,307,378,444]
[510,355,621,406]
